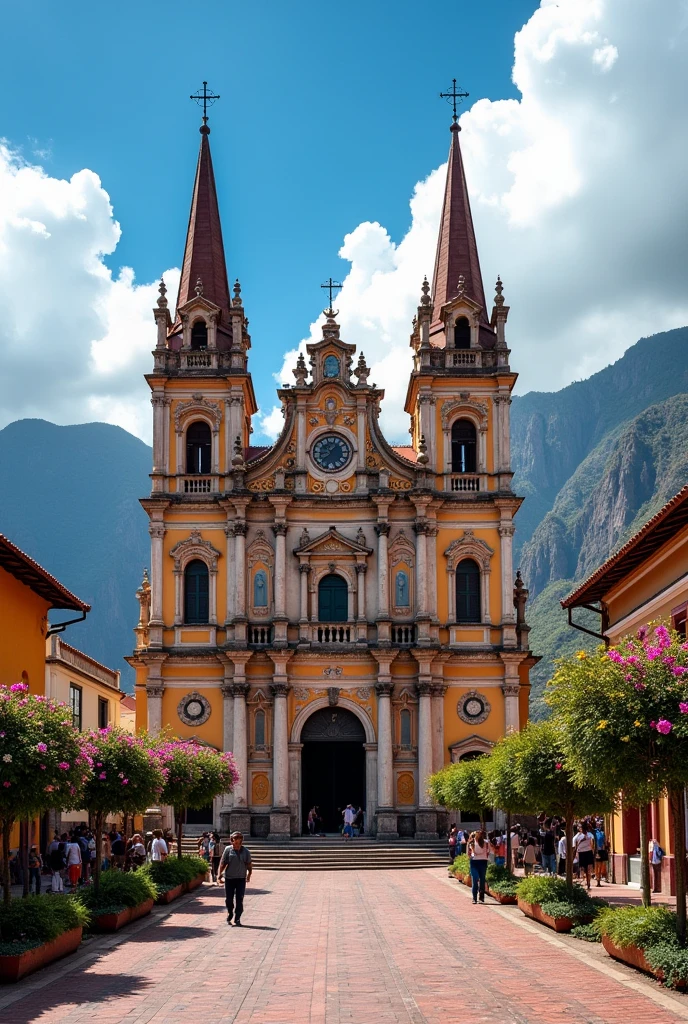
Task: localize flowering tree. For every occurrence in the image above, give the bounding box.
[0,683,90,905]
[481,736,531,872]
[80,727,166,890]
[429,757,491,827]
[547,625,688,939]
[155,740,239,857]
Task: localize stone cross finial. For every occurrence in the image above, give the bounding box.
[233,278,242,305]
[494,275,504,306]
[457,274,465,298]
[232,435,244,467]
[157,279,168,308]
[417,434,429,465]
[293,352,308,386]
[195,277,203,297]
[354,352,370,386]
[420,276,431,307]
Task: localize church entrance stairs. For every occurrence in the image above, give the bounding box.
[182,834,449,870]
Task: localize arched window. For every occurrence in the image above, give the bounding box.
[184,560,209,624]
[454,316,471,349]
[191,320,208,350]
[451,420,477,473]
[255,709,266,747]
[186,421,212,474]
[400,708,412,746]
[323,355,340,378]
[253,569,268,608]
[395,570,410,608]
[318,573,348,622]
[456,558,481,623]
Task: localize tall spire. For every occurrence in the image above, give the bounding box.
[174,123,232,324]
[430,120,488,326]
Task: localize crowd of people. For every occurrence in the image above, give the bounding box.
[304,804,365,837]
[449,815,614,894]
[5,824,175,896]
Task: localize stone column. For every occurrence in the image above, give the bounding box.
[220,680,235,831]
[146,683,164,736]
[414,650,438,837]
[499,522,517,648]
[427,523,439,640]
[500,653,523,734]
[288,743,302,836]
[414,521,432,645]
[356,563,367,642]
[372,650,398,837]
[224,524,235,630]
[151,394,165,476]
[269,653,292,839]
[364,743,378,833]
[272,522,288,645]
[148,522,165,647]
[431,683,447,775]
[228,652,251,834]
[233,519,248,645]
[375,522,390,644]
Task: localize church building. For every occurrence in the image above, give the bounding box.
[130,99,535,839]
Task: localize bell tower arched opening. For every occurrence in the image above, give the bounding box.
[300,706,366,834]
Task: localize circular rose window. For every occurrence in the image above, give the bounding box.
[457,690,491,725]
[177,691,211,727]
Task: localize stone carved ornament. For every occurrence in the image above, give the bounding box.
[457,691,491,726]
[174,394,222,433]
[177,691,212,726]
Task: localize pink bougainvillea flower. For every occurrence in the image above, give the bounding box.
[650,721,656,729]
[608,649,626,664]
[10,682,29,692]
[36,742,47,753]
[645,646,662,661]
[656,719,673,735]
[637,626,648,640]
[58,762,70,770]
[2,781,10,788]
[40,764,46,770]
[634,682,646,691]
[663,656,677,666]
[672,666,688,676]
[680,703,688,715]
[99,772,107,779]
[655,625,671,647]
[121,778,129,785]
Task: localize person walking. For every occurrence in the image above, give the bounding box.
[467,830,489,904]
[557,832,567,876]
[151,829,168,862]
[28,845,43,894]
[65,834,82,890]
[594,821,609,886]
[218,831,252,926]
[649,837,664,893]
[342,804,355,840]
[209,831,222,882]
[448,825,458,863]
[522,837,537,876]
[46,834,65,893]
[573,823,595,890]
[541,824,557,876]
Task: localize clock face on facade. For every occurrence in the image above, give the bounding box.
[457,690,491,725]
[177,691,211,726]
[185,700,204,719]
[312,435,352,472]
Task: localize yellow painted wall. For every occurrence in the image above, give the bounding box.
[0,567,50,693]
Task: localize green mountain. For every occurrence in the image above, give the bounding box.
[0,419,151,689]
[511,327,688,713]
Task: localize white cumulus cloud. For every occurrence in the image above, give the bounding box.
[259,0,688,441]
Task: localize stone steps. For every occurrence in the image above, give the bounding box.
[182,836,450,870]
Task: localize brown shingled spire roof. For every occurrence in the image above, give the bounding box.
[174,125,231,326]
[431,121,488,325]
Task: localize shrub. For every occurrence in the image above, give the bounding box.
[571,923,600,943]
[644,943,688,988]
[487,878,518,898]
[486,864,512,885]
[450,854,469,877]
[0,895,89,954]
[140,855,208,892]
[594,905,677,949]
[516,876,603,920]
[78,869,158,918]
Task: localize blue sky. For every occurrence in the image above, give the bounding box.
[0,0,534,428]
[1,1,686,444]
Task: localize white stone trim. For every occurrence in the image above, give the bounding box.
[290,695,376,744]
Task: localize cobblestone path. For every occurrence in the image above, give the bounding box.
[2,868,687,1023]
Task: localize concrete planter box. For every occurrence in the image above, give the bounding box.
[92,897,154,933]
[185,874,205,893]
[156,883,184,905]
[517,898,592,933]
[601,936,687,989]
[486,886,517,905]
[0,927,82,983]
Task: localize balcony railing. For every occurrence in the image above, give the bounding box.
[449,474,481,492]
[180,475,214,494]
[391,624,416,645]
[248,624,273,646]
[181,350,216,370]
[315,623,352,644]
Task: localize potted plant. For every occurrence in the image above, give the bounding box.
[595,905,688,988]
[0,895,88,982]
[78,870,158,932]
[516,876,604,932]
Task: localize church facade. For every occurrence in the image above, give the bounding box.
[130,108,535,839]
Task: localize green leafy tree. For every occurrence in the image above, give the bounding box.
[481,735,531,872]
[155,741,239,857]
[0,683,90,905]
[80,728,165,891]
[429,757,491,827]
[547,624,688,940]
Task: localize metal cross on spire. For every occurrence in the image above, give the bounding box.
[190,81,221,126]
[440,79,469,124]
[321,277,343,316]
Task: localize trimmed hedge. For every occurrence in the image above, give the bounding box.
[516,876,605,921]
[0,895,89,955]
[78,870,158,919]
[596,906,688,988]
[141,855,208,893]
[449,854,469,878]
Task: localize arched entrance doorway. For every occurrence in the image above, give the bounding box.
[301,706,366,833]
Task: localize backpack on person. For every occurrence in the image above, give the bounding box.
[49,843,66,871]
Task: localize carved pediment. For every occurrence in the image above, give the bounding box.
[177,294,222,319]
[174,394,222,433]
[444,530,494,572]
[170,531,222,572]
[294,525,373,556]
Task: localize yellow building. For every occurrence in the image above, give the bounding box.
[562,485,688,892]
[129,107,536,838]
[0,534,90,847]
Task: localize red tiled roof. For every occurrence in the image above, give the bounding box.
[120,695,136,711]
[431,123,488,326]
[392,445,418,464]
[561,484,688,608]
[0,535,89,612]
[174,126,231,327]
[56,641,118,680]
[246,445,271,463]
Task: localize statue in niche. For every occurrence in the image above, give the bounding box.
[253,569,268,608]
[395,570,410,608]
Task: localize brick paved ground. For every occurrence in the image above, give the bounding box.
[2,867,687,1024]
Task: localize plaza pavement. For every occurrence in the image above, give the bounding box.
[2,866,687,1024]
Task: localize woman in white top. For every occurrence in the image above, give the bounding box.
[572,825,595,889]
[467,829,490,904]
[150,829,168,862]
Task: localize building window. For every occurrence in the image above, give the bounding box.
[98,697,109,729]
[186,421,212,474]
[451,420,477,473]
[456,558,481,623]
[69,684,82,730]
[672,603,687,639]
[323,355,340,377]
[318,573,348,622]
[184,560,210,624]
[253,569,268,608]
[454,316,471,349]
[400,708,412,746]
[191,320,208,349]
[255,709,266,747]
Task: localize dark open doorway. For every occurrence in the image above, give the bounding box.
[301,707,366,833]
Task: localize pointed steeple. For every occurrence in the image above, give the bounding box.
[174,124,232,326]
[431,121,488,326]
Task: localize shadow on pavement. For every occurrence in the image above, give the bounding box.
[4,973,152,1021]
[132,925,215,942]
